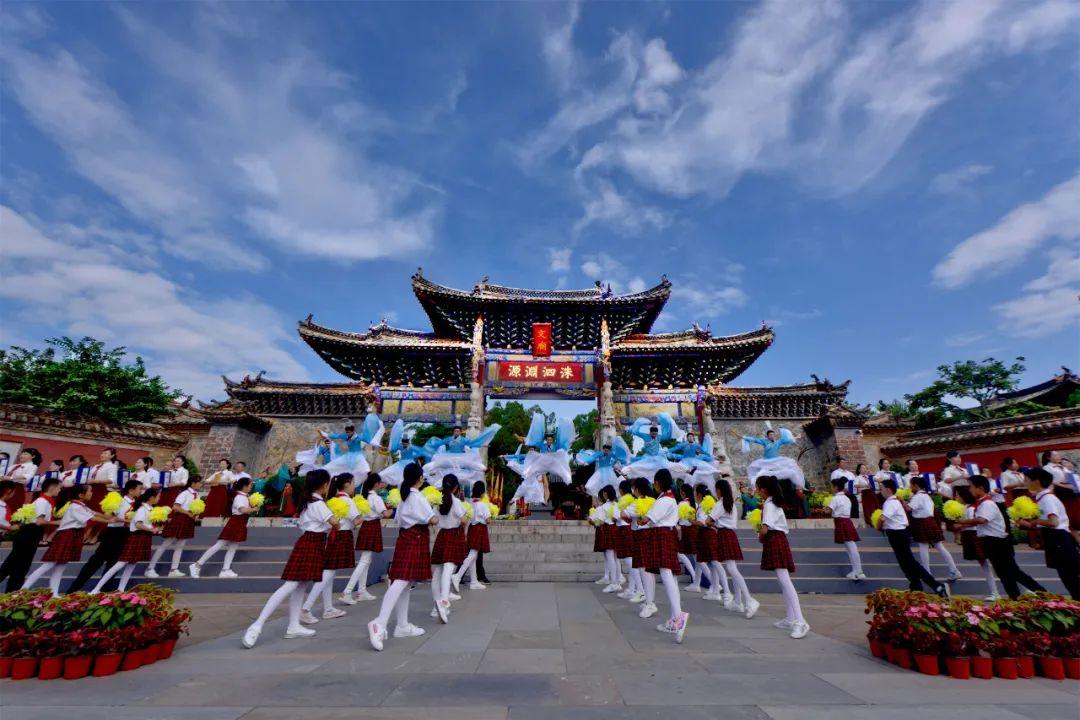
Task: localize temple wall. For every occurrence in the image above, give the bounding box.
[708,418,831,488]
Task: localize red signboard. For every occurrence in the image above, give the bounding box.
[532,323,552,357]
[498,361,582,383]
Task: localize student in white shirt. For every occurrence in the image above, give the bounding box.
[595,485,623,593]
[67,479,142,593]
[301,473,358,624]
[827,478,864,580]
[998,457,1027,501]
[875,479,949,599]
[190,477,257,579]
[204,458,236,518]
[707,480,757,617]
[452,480,494,592]
[87,448,119,508]
[755,475,808,639]
[342,472,392,604]
[429,475,468,624]
[161,455,189,508]
[90,486,164,592]
[676,483,701,591]
[132,456,160,489]
[243,471,335,648]
[908,476,961,581]
[0,476,59,591]
[900,459,920,491]
[20,483,111,595]
[957,476,1046,599]
[1018,468,1078,599]
[638,470,689,643]
[0,480,16,533]
[620,478,652,605]
[146,475,205,578]
[233,461,253,483]
[940,450,971,502]
[1,447,41,509]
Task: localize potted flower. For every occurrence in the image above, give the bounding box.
[941,627,974,679]
[988,634,1020,679]
[909,627,941,675]
[1056,632,1080,680]
[92,629,125,677]
[62,629,100,680]
[2,629,40,680]
[160,608,191,658]
[34,630,66,680]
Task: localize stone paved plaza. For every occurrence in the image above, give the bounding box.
[1,584,1077,719]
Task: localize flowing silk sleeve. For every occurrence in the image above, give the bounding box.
[467,423,502,448]
[388,419,405,453]
[555,416,576,452]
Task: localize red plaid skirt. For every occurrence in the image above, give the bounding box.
[614,525,632,559]
[833,518,860,544]
[204,486,229,518]
[760,530,796,572]
[716,528,744,562]
[159,486,181,508]
[325,529,355,570]
[911,516,943,544]
[467,523,491,553]
[281,531,328,582]
[593,524,615,552]
[389,525,432,581]
[162,512,196,540]
[218,514,249,543]
[642,527,681,574]
[119,530,154,563]
[431,526,467,566]
[679,525,699,555]
[696,527,719,563]
[631,529,646,568]
[355,519,384,552]
[960,530,985,562]
[43,527,86,563]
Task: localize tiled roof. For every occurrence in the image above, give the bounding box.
[882,408,1080,454]
[0,403,185,447]
[705,380,850,419]
[612,325,774,353]
[411,270,672,304]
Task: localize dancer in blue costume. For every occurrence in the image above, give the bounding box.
[732,423,805,490]
[667,432,720,491]
[520,414,575,487]
[423,423,501,490]
[621,414,682,480]
[317,414,385,477]
[577,438,631,498]
[379,420,440,487]
[295,437,334,475]
[505,445,547,506]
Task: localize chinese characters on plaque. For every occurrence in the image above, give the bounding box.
[497,361,582,383]
[532,323,552,357]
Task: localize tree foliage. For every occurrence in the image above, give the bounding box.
[904,357,1026,428]
[0,337,179,425]
[571,409,599,454]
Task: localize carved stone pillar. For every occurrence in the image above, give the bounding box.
[597,319,617,447]
[467,315,485,439]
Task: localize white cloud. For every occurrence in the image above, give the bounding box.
[933,173,1080,288]
[929,163,993,194]
[671,285,749,319]
[0,206,308,398]
[943,330,988,347]
[547,247,572,272]
[573,180,670,235]
[579,252,648,295]
[994,287,1079,338]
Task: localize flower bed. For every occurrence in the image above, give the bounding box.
[0,584,190,680]
[866,589,1079,681]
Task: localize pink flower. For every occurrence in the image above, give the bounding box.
[41,610,57,620]
[98,596,113,606]
[966,613,979,625]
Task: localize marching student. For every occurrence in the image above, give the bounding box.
[342,472,391,604]
[957,475,1046,600]
[597,485,623,593]
[301,473,357,623]
[452,480,493,591]
[161,455,189,508]
[1043,450,1080,531]
[638,469,689,643]
[242,470,334,648]
[0,476,60,591]
[693,483,734,605]
[876,478,949,598]
[0,480,16,535]
[190,476,256,578]
[368,463,438,651]
[146,475,205,578]
[613,479,635,599]
[709,480,758,616]
[958,498,1001,601]
[204,458,235,518]
[676,483,701,590]
[1,447,40,509]
[21,483,111,595]
[1019,467,1079,599]
[828,478,865,580]
[67,480,142,592]
[756,475,809,639]
[90,486,163,593]
[908,476,961,581]
[622,477,653,605]
[429,474,467,623]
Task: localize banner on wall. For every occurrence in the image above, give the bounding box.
[532,323,552,357]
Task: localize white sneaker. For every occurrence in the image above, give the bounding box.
[947,571,963,582]
[168,569,186,578]
[616,589,633,599]
[721,593,734,609]
[629,592,646,604]
[430,607,440,619]
[638,602,658,619]
[448,592,462,602]
[774,618,792,629]
[674,612,689,644]
[368,621,384,651]
[468,582,487,590]
[854,572,866,580]
[595,578,608,585]
[285,626,316,639]
[656,619,676,633]
[702,591,720,601]
[144,568,159,579]
[790,622,810,639]
[683,584,702,593]
[985,594,1002,602]
[744,598,760,620]
[322,608,346,620]
[299,610,320,625]
[188,563,201,578]
[241,624,261,649]
[436,599,450,624]
[219,568,238,578]
[357,589,377,601]
[340,592,357,606]
[450,574,461,594]
[602,583,620,593]
[393,623,426,638]
[729,602,745,614]
[844,570,857,580]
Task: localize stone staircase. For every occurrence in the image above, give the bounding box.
[20,519,1068,596]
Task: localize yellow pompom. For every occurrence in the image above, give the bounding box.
[870,509,883,529]
[248,492,266,509]
[678,504,696,522]
[353,495,371,516]
[188,498,206,516]
[700,496,717,513]
[54,502,70,519]
[896,487,913,502]
[617,494,634,511]
[149,506,171,524]
[942,499,966,522]
[481,493,490,504]
[326,496,351,520]
[588,507,597,519]
[608,504,618,519]
[99,491,123,515]
[487,502,500,517]
[1007,496,1040,521]
[463,502,474,521]
[634,497,655,518]
[387,488,402,508]
[747,508,762,531]
[11,504,37,524]
[421,486,443,506]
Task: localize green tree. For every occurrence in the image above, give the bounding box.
[571,409,599,454]
[904,357,1026,428]
[0,337,178,425]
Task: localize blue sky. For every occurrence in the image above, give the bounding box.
[2,1,1078,409]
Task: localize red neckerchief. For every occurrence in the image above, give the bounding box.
[661,491,675,499]
[336,492,350,498]
[2,501,11,522]
[974,494,996,509]
[11,464,24,472]
[40,495,57,507]
[72,500,86,507]
[1035,489,1051,502]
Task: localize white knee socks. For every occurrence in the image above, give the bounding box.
[117,564,136,590]
[659,568,682,618]
[21,561,56,590]
[643,570,656,604]
[677,553,696,579]
[345,551,374,594]
[91,561,128,593]
[440,562,454,599]
[933,542,958,574]
[170,540,187,571]
[980,560,999,597]
[917,543,932,572]
[222,543,239,572]
[775,569,804,624]
[604,551,619,585]
[455,550,479,585]
[197,540,227,567]
[375,579,410,628]
[304,569,336,612]
[254,581,299,628]
[843,541,863,574]
[431,565,442,605]
[722,560,752,606]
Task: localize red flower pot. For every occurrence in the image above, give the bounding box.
[1064,657,1080,680]
[159,639,177,659]
[971,656,993,679]
[63,655,93,680]
[914,653,940,675]
[0,657,12,678]
[1038,656,1065,681]
[893,648,913,670]
[1016,655,1035,678]
[994,657,1018,679]
[143,642,161,664]
[121,648,145,671]
[945,656,970,679]
[10,658,38,680]
[92,653,123,677]
[37,656,64,680]
[884,644,896,663]
[868,639,885,659]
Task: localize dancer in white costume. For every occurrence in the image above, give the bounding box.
[734,424,806,490]
[505,445,547,506]
[520,414,575,486]
[423,424,501,490]
[577,438,631,498]
[296,415,384,477]
[378,420,441,487]
[294,438,333,476]
[667,432,720,492]
[622,414,682,480]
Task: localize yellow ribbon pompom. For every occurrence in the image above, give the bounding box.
[633,497,656,517]
[942,499,966,522]
[588,507,598,523]
[149,506,171,524]
[463,502,474,521]
[353,495,371,516]
[608,504,618,519]
[747,508,762,531]
[387,488,402,508]
[248,492,266,509]
[896,487,913,502]
[487,502,500,517]
[677,504,696,522]
[1007,496,1040,521]
[700,495,716,513]
[617,494,634,511]
[11,504,37,524]
[54,502,70,519]
[99,492,123,515]
[326,496,351,520]
[870,509,883,529]
[421,486,443,506]
[188,498,206,516]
